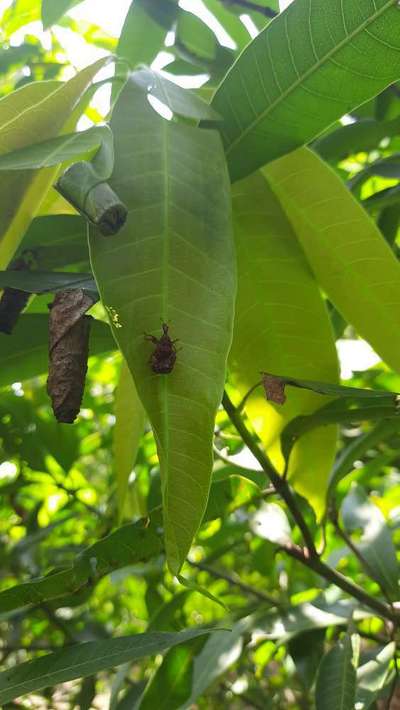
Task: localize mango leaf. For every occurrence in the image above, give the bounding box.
[176,10,217,62]
[0,125,112,171]
[114,360,146,522]
[19,214,89,270]
[131,69,221,121]
[138,637,204,710]
[0,518,163,613]
[212,0,400,181]
[341,484,399,596]
[230,171,338,517]
[41,0,83,28]
[329,419,400,494]
[315,633,360,710]
[313,117,400,162]
[116,0,177,70]
[356,642,395,710]
[282,397,400,462]
[202,0,252,51]
[0,627,214,705]
[0,57,109,269]
[265,147,400,375]
[0,270,97,295]
[89,77,236,574]
[0,314,114,387]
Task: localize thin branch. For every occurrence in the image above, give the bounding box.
[189,559,282,607]
[222,391,317,555]
[221,0,277,18]
[222,390,400,624]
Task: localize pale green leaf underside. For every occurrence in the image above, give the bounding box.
[212,0,400,181]
[356,642,395,709]
[230,172,338,516]
[89,80,236,574]
[265,147,400,376]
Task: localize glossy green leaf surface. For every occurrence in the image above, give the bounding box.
[266,147,400,375]
[341,484,399,596]
[0,58,108,269]
[212,0,400,181]
[89,78,236,574]
[0,627,213,705]
[313,117,400,162]
[114,360,146,522]
[315,633,359,710]
[230,171,338,516]
[116,0,177,70]
[132,69,220,121]
[0,314,114,387]
[139,637,202,710]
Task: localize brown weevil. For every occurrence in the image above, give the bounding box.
[144,322,178,374]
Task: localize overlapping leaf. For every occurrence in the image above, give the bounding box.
[230,171,338,516]
[89,77,236,574]
[315,633,359,710]
[0,57,108,268]
[212,0,400,180]
[266,147,400,375]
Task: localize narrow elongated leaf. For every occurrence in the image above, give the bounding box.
[89,78,236,574]
[341,484,399,596]
[315,633,359,710]
[19,215,88,269]
[266,147,400,375]
[0,125,112,171]
[0,58,108,269]
[0,519,163,613]
[117,0,177,69]
[212,0,400,181]
[132,69,220,121]
[139,637,203,710]
[230,171,338,516]
[114,360,146,521]
[0,270,97,295]
[0,627,213,705]
[356,642,395,710]
[313,117,400,162]
[0,314,114,387]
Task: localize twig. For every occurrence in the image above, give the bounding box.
[189,559,282,607]
[221,0,277,18]
[222,392,317,555]
[222,391,400,624]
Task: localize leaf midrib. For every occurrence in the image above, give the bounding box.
[226,0,398,155]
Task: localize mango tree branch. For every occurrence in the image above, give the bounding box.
[222,391,400,624]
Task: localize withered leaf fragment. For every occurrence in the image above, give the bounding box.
[47,289,94,423]
[261,372,287,405]
[0,254,33,334]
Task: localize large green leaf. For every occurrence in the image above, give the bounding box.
[89,78,236,574]
[314,117,400,162]
[212,0,400,181]
[0,627,213,705]
[0,314,114,387]
[0,57,108,269]
[315,633,359,710]
[341,484,399,596]
[114,360,146,522]
[230,171,338,516]
[265,147,400,375]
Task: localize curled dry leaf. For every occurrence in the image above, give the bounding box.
[47,289,94,423]
[261,372,287,405]
[0,253,34,335]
